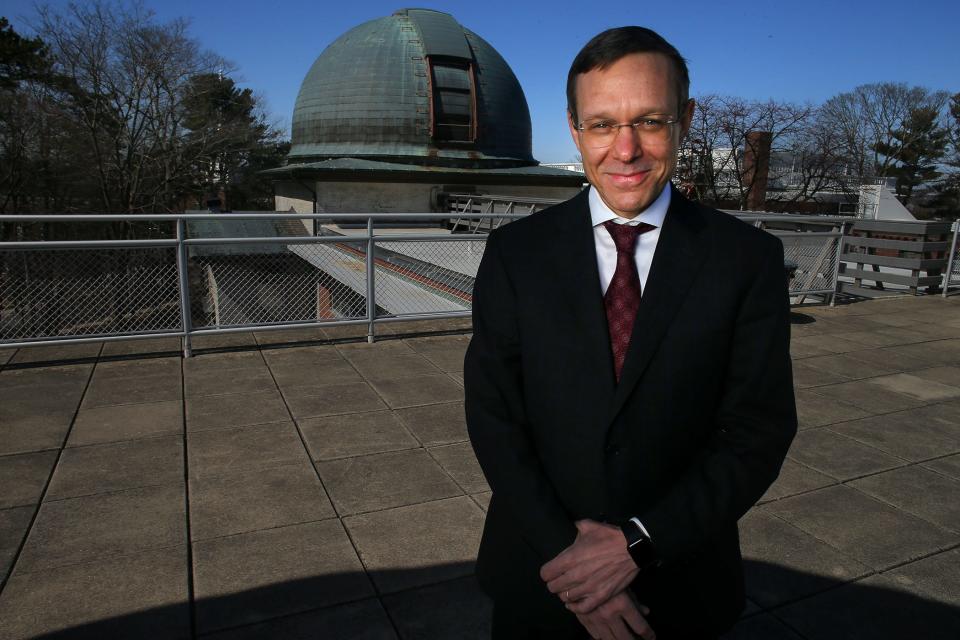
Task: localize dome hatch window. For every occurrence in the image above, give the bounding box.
[430,60,476,142]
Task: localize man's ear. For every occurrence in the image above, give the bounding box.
[567,109,583,155]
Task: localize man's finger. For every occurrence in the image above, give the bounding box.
[575,613,602,640]
[622,603,655,640]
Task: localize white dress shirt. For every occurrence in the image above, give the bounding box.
[588,183,670,543]
[589,183,670,297]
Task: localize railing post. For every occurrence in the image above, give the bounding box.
[944,221,959,298]
[366,216,376,344]
[176,218,193,357]
[830,225,847,307]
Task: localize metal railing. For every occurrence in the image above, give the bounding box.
[1,211,847,356]
[944,221,960,297]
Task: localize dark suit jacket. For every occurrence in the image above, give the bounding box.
[463,185,797,636]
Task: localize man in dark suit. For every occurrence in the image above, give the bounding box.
[463,26,797,640]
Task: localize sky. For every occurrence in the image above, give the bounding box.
[5,0,959,163]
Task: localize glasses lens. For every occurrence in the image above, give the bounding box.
[581,121,673,148]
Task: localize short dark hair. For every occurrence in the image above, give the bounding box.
[566,26,690,123]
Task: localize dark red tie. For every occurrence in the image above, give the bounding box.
[603,220,655,382]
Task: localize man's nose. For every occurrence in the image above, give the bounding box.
[611,125,643,162]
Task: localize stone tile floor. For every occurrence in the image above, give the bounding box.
[0,301,959,639]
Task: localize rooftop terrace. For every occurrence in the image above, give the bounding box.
[1,298,959,639]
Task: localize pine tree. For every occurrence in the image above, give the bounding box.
[873,106,949,204]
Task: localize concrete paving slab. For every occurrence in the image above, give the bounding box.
[344,496,483,594]
[262,344,348,366]
[269,359,363,388]
[93,356,180,380]
[428,442,489,494]
[793,389,871,429]
[850,465,960,532]
[46,436,183,500]
[794,334,866,355]
[886,547,960,607]
[192,519,372,634]
[867,312,921,328]
[0,363,92,388]
[910,365,960,389]
[184,366,276,398]
[0,506,33,580]
[83,372,182,408]
[1,380,87,415]
[807,379,926,414]
[471,491,491,512]
[369,374,463,409]
[907,323,960,340]
[775,573,960,640]
[786,429,905,480]
[883,340,960,367]
[842,346,930,372]
[187,421,307,482]
[789,337,836,359]
[99,337,182,357]
[865,372,960,402]
[720,612,805,640]
[799,353,900,381]
[790,361,851,389]
[829,407,960,462]
[182,350,265,374]
[0,349,12,366]
[8,342,101,364]
[0,545,189,640]
[16,483,186,573]
[382,576,492,640]
[0,450,57,508]
[318,449,461,515]
[186,389,289,432]
[189,461,334,541]
[69,399,183,447]
[829,329,912,348]
[299,410,419,460]
[924,453,960,480]
[337,340,416,357]
[350,354,443,381]
[394,401,467,446]
[283,381,387,419]
[759,458,836,503]
[739,510,871,608]
[200,599,398,640]
[0,412,73,455]
[763,485,957,570]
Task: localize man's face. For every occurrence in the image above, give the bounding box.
[568,52,693,218]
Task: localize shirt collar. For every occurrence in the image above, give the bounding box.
[588,182,671,228]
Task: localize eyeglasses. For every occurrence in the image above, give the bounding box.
[574,116,681,148]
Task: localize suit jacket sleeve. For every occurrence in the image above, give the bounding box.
[464,228,578,562]
[639,235,797,564]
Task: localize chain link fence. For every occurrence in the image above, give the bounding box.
[1,211,846,355]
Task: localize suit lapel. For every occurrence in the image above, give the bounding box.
[551,190,618,399]
[609,187,708,421]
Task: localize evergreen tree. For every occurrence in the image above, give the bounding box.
[873,106,948,204]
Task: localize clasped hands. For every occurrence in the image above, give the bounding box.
[540,519,655,640]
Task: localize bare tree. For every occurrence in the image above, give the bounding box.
[33,0,226,215]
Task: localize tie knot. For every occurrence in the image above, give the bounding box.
[602,220,655,254]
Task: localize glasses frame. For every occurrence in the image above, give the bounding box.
[574,114,683,148]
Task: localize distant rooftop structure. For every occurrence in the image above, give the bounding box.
[288,8,535,169]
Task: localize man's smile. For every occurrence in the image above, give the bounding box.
[606,170,651,187]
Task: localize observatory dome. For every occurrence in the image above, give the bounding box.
[288,8,536,168]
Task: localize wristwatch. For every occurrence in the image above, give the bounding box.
[620,518,660,571]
